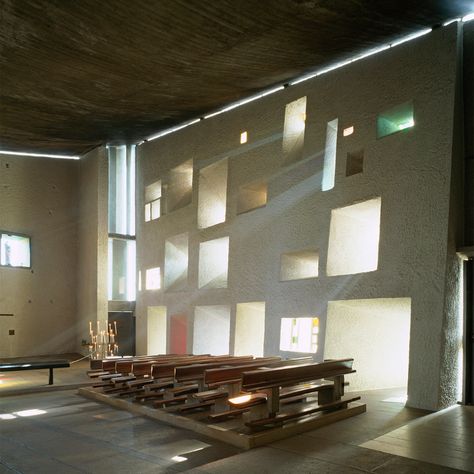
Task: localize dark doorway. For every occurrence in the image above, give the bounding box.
[109,311,136,356]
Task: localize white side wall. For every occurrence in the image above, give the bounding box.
[136,25,462,410]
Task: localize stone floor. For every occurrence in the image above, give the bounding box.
[0,354,91,395]
[0,383,472,473]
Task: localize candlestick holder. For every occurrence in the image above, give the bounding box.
[88,320,119,359]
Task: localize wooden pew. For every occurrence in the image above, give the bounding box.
[168,357,282,412]
[95,354,215,390]
[193,357,313,418]
[134,356,256,403]
[149,356,258,407]
[103,355,235,393]
[227,358,360,428]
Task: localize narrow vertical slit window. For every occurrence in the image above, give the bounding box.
[107,145,136,301]
[322,118,338,191]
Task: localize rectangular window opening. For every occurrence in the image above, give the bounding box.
[346,149,364,176]
[145,267,161,290]
[325,298,411,392]
[166,159,193,213]
[147,306,167,355]
[343,126,354,137]
[235,302,265,357]
[170,314,188,354]
[145,180,162,222]
[237,181,267,215]
[377,101,414,139]
[322,118,338,191]
[282,97,307,163]
[164,233,189,291]
[327,197,381,276]
[197,159,228,229]
[280,317,319,353]
[198,237,229,289]
[0,232,31,268]
[280,250,319,281]
[193,305,230,355]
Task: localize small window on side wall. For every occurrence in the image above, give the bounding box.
[280,317,319,353]
[346,150,364,176]
[377,101,414,139]
[144,180,162,222]
[0,232,31,268]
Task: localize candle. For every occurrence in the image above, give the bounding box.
[89,321,92,333]
[114,321,117,335]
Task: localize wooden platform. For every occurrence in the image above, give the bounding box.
[78,386,366,449]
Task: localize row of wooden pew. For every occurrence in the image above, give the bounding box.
[88,354,360,428]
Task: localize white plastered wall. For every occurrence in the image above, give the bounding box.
[324,298,411,391]
[135,25,462,410]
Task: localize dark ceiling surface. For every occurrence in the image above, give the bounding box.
[0,0,470,156]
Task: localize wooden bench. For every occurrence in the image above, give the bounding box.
[228,358,359,427]
[143,356,257,406]
[197,357,313,419]
[96,354,216,389]
[0,360,70,385]
[133,355,255,403]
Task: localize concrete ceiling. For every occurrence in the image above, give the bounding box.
[0,0,470,156]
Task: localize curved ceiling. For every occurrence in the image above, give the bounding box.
[0,0,470,155]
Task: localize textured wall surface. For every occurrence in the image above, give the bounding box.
[325,298,411,391]
[0,154,79,357]
[136,25,462,410]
